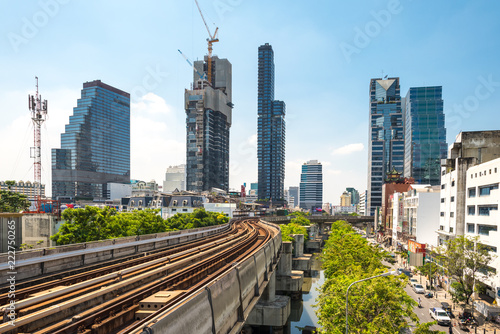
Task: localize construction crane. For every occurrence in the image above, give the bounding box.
[178,49,207,82]
[194,0,219,84]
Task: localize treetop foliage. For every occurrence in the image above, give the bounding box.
[0,180,31,213]
[51,207,229,245]
[316,220,434,333]
[280,223,308,242]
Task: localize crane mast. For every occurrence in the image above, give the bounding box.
[194,0,219,84]
[29,77,48,212]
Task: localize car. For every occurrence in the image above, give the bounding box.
[398,268,413,278]
[441,302,454,318]
[429,307,451,326]
[413,284,425,294]
[409,278,418,286]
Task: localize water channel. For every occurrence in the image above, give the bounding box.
[289,254,324,333]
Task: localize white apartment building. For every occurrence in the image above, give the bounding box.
[438,168,459,246]
[403,185,440,247]
[465,158,500,303]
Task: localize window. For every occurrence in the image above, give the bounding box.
[440,212,445,217]
[468,206,475,215]
[441,184,445,189]
[439,225,444,230]
[451,196,455,202]
[479,184,499,196]
[479,244,497,253]
[450,212,455,217]
[441,198,445,203]
[478,205,498,216]
[467,223,475,233]
[451,180,455,187]
[478,225,498,236]
[468,188,476,198]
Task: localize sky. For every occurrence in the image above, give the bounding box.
[1,0,499,205]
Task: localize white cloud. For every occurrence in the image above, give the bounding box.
[326,169,342,175]
[332,143,364,155]
[131,92,173,115]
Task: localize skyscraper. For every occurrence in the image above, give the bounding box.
[346,187,360,205]
[185,55,232,192]
[367,77,404,216]
[163,164,186,194]
[404,86,447,185]
[288,186,299,208]
[52,80,130,201]
[299,160,323,211]
[257,43,286,202]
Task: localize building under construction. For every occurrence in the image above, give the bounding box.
[185,56,232,192]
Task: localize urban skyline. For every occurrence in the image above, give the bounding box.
[1,1,499,205]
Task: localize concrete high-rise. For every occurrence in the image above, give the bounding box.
[185,55,232,192]
[257,43,285,202]
[163,164,186,193]
[52,80,130,202]
[367,77,404,216]
[299,160,323,211]
[404,86,447,185]
[288,186,299,208]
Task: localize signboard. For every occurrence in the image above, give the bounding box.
[408,239,426,254]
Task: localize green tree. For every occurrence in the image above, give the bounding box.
[0,180,31,212]
[280,223,308,242]
[291,215,310,226]
[316,220,420,333]
[413,321,445,334]
[434,235,494,306]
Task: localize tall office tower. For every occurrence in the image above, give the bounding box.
[367,77,404,216]
[52,80,130,201]
[346,187,360,205]
[299,160,323,211]
[404,87,447,185]
[185,55,232,192]
[288,186,299,208]
[163,164,186,194]
[257,43,286,202]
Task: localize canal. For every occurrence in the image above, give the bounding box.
[290,254,324,333]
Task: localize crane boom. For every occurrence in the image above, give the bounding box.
[194,0,219,84]
[178,49,206,81]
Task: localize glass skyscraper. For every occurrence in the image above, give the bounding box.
[299,160,323,211]
[404,86,447,185]
[52,80,130,201]
[257,43,285,202]
[367,77,404,216]
[185,56,232,192]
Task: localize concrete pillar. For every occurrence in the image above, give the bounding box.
[261,271,276,302]
[278,242,292,276]
[291,234,304,257]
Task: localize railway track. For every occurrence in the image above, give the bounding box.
[0,219,275,334]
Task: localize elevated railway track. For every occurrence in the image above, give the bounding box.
[0,219,280,334]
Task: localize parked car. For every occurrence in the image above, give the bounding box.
[413,284,425,294]
[409,278,418,286]
[429,307,451,326]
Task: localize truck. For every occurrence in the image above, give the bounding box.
[429,307,451,326]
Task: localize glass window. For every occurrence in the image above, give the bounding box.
[468,188,476,198]
[451,196,455,202]
[450,212,454,217]
[468,206,475,215]
[440,212,445,217]
[467,224,475,233]
[478,225,497,236]
[478,205,498,216]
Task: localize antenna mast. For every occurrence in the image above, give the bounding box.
[29,77,48,211]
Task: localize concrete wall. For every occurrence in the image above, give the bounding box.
[141,220,282,334]
[0,214,23,254]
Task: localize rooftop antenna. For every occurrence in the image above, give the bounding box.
[29,76,48,212]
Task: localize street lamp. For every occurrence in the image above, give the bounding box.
[345,270,398,333]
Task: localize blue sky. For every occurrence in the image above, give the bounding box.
[1,0,499,204]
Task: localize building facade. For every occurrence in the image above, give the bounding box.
[0,181,45,201]
[299,160,323,211]
[465,158,500,303]
[52,80,130,201]
[340,191,351,206]
[288,186,299,208]
[358,190,367,215]
[185,56,232,192]
[163,164,186,193]
[257,43,286,202]
[403,185,440,247]
[346,187,360,205]
[439,131,500,242]
[367,77,404,216]
[404,86,447,185]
